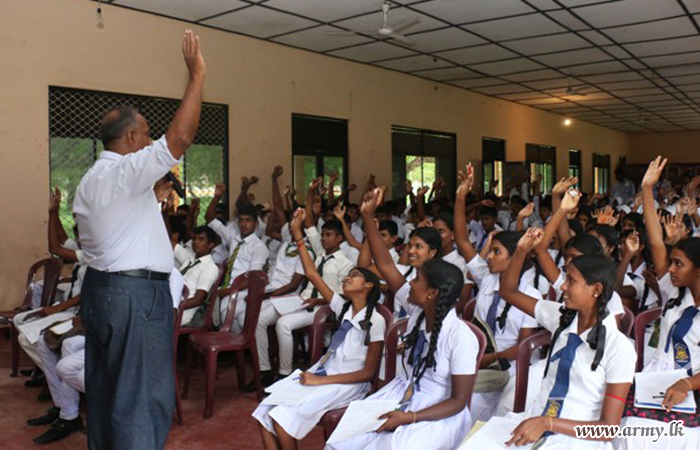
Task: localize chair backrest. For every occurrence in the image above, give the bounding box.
[173,286,190,342]
[463,320,487,408]
[513,330,552,413]
[21,258,64,310]
[202,264,227,331]
[240,271,268,338]
[376,304,393,331]
[548,286,557,301]
[634,307,661,371]
[219,273,249,333]
[382,290,395,315]
[310,305,335,364]
[462,298,476,321]
[619,305,635,337]
[383,318,408,384]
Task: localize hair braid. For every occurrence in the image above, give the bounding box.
[359,295,379,346]
[543,306,577,378]
[662,286,686,316]
[587,295,608,371]
[335,300,353,330]
[415,287,451,384]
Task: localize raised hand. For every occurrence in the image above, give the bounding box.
[308,177,323,193]
[333,204,346,221]
[290,208,306,233]
[48,186,62,212]
[518,202,535,218]
[517,227,544,253]
[328,171,338,184]
[346,183,357,192]
[360,188,383,217]
[154,178,174,203]
[663,214,683,245]
[594,206,618,226]
[272,165,283,180]
[283,185,291,196]
[182,30,205,79]
[456,163,475,198]
[417,186,430,197]
[560,188,581,213]
[642,156,668,189]
[553,177,578,197]
[624,231,641,255]
[405,179,413,196]
[214,182,226,198]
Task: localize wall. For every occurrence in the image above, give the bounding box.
[0,0,631,309]
[628,131,700,165]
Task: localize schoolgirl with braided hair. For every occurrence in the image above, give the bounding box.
[325,259,480,450]
[254,208,386,449]
[496,228,635,449]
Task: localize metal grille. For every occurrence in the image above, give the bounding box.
[391,126,456,202]
[49,86,228,236]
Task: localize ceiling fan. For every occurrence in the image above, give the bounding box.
[326,1,421,46]
[564,76,588,96]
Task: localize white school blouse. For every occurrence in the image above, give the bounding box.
[392,264,418,318]
[466,255,540,351]
[551,270,626,316]
[442,248,472,285]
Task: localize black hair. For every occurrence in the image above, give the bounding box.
[567,218,585,236]
[379,219,398,237]
[193,225,218,243]
[662,238,700,316]
[410,227,443,259]
[544,254,615,377]
[565,233,604,256]
[375,205,389,217]
[510,196,527,208]
[336,267,382,346]
[623,212,645,231]
[168,215,187,243]
[237,203,259,221]
[177,204,190,213]
[321,218,344,236]
[590,224,620,259]
[480,206,498,218]
[435,212,455,231]
[492,231,532,329]
[577,205,594,222]
[99,105,140,149]
[404,260,463,385]
[540,196,552,211]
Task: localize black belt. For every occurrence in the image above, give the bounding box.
[112,269,170,281]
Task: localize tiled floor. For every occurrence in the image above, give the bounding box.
[0,334,324,450]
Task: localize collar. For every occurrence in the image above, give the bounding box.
[196,254,213,264]
[241,233,259,244]
[561,310,617,343]
[418,307,458,338]
[325,248,343,258]
[343,302,371,331]
[98,150,123,161]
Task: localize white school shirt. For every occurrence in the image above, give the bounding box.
[442,248,471,285]
[173,242,194,269]
[391,216,406,240]
[466,255,540,351]
[169,269,185,308]
[389,247,400,264]
[266,240,306,293]
[316,293,386,376]
[302,226,353,298]
[471,222,503,251]
[340,241,360,266]
[528,300,635,421]
[392,265,419,317]
[73,135,178,272]
[350,222,364,244]
[644,272,700,375]
[522,266,552,300]
[551,271,625,316]
[180,254,219,299]
[208,219,269,285]
[626,261,658,310]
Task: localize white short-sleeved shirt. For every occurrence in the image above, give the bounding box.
[388,247,400,264]
[73,135,178,272]
[319,293,386,376]
[180,254,219,298]
[552,270,625,316]
[442,249,472,285]
[169,268,185,309]
[340,241,360,266]
[300,228,354,298]
[522,266,551,299]
[466,255,540,351]
[174,242,195,269]
[645,273,700,375]
[208,219,269,286]
[529,301,636,421]
[392,264,418,317]
[350,222,364,244]
[266,240,307,293]
[626,262,658,310]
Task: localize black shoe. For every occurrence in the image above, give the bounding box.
[27,407,60,426]
[243,371,276,392]
[24,373,45,388]
[33,417,83,445]
[20,368,35,377]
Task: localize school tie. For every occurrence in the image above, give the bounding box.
[180,259,201,276]
[477,232,488,251]
[485,291,501,333]
[665,306,699,375]
[221,241,243,288]
[311,255,333,299]
[67,264,81,298]
[314,320,354,376]
[398,330,428,411]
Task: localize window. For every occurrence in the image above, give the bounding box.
[292,114,348,197]
[526,143,556,194]
[49,86,228,238]
[593,153,611,194]
[482,138,505,196]
[569,149,581,188]
[392,126,456,202]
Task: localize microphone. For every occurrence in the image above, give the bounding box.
[165,172,186,198]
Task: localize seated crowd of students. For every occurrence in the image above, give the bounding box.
[12,157,700,449]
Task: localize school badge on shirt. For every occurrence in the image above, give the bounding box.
[544,399,562,418]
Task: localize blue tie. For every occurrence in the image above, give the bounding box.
[398,330,428,411]
[314,320,353,376]
[665,306,699,375]
[485,291,501,332]
[541,333,584,427]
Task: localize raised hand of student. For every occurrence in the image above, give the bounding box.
[595,206,618,226]
[518,227,544,253]
[417,218,433,228]
[506,416,549,447]
[642,156,668,189]
[416,186,430,197]
[283,185,291,196]
[308,177,323,193]
[519,202,535,218]
[360,188,382,218]
[624,231,641,256]
[662,378,692,412]
[213,182,225,198]
[48,186,62,213]
[552,177,578,198]
[272,165,283,180]
[346,183,357,192]
[333,204,346,221]
[663,214,684,245]
[456,162,475,199]
[290,208,306,239]
[376,410,413,432]
[154,177,174,203]
[559,188,581,213]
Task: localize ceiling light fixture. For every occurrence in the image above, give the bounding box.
[96,0,105,29]
[564,118,572,126]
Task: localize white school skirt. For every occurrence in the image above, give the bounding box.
[502,412,614,449]
[324,377,472,450]
[612,417,700,450]
[252,373,371,440]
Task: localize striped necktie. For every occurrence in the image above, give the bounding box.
[221,241,243,287]
[665,306,699,375]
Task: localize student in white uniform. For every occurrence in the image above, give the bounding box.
[432,212,475,303]
[453,164,540,422]
[615,157,700,450]
[177,226,220,326]
[325,259,479,450]
[496,229,635,449]
[253,209,385,449]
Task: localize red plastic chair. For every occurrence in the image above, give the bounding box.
[619,305,635,337]
[1,258,63,377]
[175,265,225,349]
[183,271,268,418]
[463,320,487,409]
[462,298,476,321]
[634,307,661,372]
[513,330,552,413]
[172,285,189,425]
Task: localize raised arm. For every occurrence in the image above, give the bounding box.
[499,228,544,318]
[334,204,362,250]
[270,166,287,229]
[454,164,477,262]
[327,171,339,208]
[641,156,670,277]
[185,197,200,239]
[362,189,406,293]
[415,186,429,220]
[616,232,640,299]
[235,176,256,212]
[290,209,334,303]
[304,178,322,230]
[48,189,78,262]
[204,182,225,224]
[516,202,535,231]
[534,188,581,283]
[165,30,206,160]
[49,187,69,245]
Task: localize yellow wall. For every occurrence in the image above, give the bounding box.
[628,131,700,164]
[0,0,631,309]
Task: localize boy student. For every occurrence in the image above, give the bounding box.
[273,178,353,380]
[474,205,502,252]
[206,183,269,332]
[177,226,220,327]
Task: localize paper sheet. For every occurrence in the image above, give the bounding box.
[326,400,398,444]
[458,416,527,449]
[635,369,697,413]
[269,295,306,315]
[265,369,304,394]
[260,371,315,406]
[49,320,74,335]
[16,312,76,344]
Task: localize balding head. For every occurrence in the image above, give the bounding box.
[99,106,151,154]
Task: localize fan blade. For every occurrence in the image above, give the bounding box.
[325,30,360,37]
[392,17,420,33]
[389,33,415,46]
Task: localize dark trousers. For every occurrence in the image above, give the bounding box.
[81,268,174,450]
